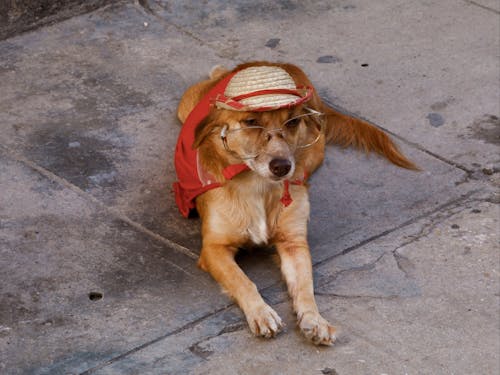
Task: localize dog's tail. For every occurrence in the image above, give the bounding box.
[322,105,419,170]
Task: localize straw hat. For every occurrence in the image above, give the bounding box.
[215,66,312,112]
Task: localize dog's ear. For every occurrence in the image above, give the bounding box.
[193,115,218,149]
[192,111,229,181]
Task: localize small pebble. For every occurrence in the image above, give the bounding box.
[451,224,460,229]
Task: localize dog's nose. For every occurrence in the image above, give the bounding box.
[269,158,292,177]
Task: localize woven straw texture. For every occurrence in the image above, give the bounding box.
[223,66,299,109]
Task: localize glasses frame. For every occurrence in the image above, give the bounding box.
[220,108,325,160]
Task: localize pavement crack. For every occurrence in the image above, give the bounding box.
[186,321,246,361]
[186,323,246,362]
[322,252,385,285]
[188,342,214,360]
[392,251,413,277]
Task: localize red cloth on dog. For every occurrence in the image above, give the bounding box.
[173,72,250,217]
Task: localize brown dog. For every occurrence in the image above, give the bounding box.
[174,61,417,345]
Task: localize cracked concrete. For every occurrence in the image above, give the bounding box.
[0,0,499,374]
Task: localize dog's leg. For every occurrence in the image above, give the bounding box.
[276,240,336,345]
[274,191,336,346]
[198,244,284,338]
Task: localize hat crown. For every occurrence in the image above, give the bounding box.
[224,66,297,97]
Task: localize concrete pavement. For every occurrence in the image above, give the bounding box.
[0,1,498,374]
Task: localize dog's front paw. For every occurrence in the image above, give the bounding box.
[298,311,336,346]
[245,304,284,338]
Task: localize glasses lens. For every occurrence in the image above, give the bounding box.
[282,112,324,148]
[223,126,263,158]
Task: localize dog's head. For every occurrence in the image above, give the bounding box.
[194,105,324,181]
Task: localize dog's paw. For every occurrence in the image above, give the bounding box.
[246,304,284,339]
[298,311,336,346]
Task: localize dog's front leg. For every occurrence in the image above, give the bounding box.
[274,188,336,345]
[276,239,336,345]
[198,244,284,338]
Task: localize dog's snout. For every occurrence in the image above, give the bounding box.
[269,158,292,177]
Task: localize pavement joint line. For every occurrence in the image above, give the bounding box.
[0,144,199,261]
[79,304,235,374]
[465,0,500,14]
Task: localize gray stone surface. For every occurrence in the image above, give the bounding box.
[0,1,498,374]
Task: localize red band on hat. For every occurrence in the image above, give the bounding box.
[231,88,306,101]
[215,86,313,112]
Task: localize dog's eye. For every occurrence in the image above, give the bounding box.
[284,117,301,128]
[243,118,259,127]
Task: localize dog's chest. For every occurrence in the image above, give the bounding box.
[246,205,269,245]
[238,180,282,246]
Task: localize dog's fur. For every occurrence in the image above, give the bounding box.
[176,61,417,345]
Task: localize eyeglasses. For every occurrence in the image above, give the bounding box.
[220,108,324,160]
